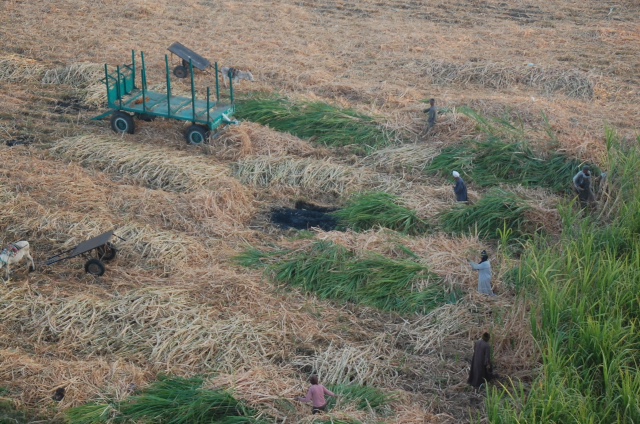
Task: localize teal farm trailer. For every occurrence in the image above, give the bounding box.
[95,50,237,144]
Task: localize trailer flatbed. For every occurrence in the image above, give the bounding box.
[94,50,237,145]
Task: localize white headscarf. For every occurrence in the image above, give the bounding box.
[452,171,460,178]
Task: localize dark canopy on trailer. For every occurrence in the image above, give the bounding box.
[168,42,211,71]
[70,230,115,257]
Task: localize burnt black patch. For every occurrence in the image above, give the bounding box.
[271,207,338,231]
[6,135,36,146]
[270,200,341,231]
[51,97,94,114]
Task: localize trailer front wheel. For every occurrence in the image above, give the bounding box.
[85,259,106,276]
[185,125,209,145]
[110,112,135,135]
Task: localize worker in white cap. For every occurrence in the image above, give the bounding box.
[452,171,468,202]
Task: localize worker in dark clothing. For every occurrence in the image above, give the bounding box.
[452,171,468,202]
[468,332,494,389]
[423,98,437,134]
[573,166,594,208]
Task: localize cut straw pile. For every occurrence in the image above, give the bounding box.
[0,287,287,377]
[207,122,321,161]
[41,62,106,107]
[423,60,596,99]
[361,144,441,172]
[50,135,251,196]
[0,54,44,83]
[233,156,374,196]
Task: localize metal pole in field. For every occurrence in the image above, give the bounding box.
[190,59,196,122]
[116,65,122,109]
[141,52,147,113]
[165,55,172,118]
[207,87,211,125]
[229,70,234,105]
[131,50,136,90]
[103,64,110,105]
[215,62,220,103]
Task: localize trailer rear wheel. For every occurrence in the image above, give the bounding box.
[173,66,188,79]
[97,242,117,262]
[110,112,135,134]
[85,259,106,276]
[185,125,209,145]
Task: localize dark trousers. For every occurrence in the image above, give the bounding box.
[312,404,327,414]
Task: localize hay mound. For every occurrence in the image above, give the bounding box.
[233,155,373,196]
[0,54,44,83]
[423,60,596,99]
[208,122,321,160]
[50,136,251,199]
[42,62,106,106]
[362,144,441,172]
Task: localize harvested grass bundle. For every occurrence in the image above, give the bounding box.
[50,135,243,193]
[0,287,286,375]
[116,223,210,273]
[388,303,474,355]
[207,122,320,161]
[258,241,456,315]
[233,156,371,196]
[332,192,429,235]
[235,97,394,148]
[439,189,533,241]
[424,60,595,99]
[0,54,44,83]
[41,62,105,106]
[361,144,440,172]
[67,376,265,424]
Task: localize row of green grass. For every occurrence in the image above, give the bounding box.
[332,192,429,235]
[237,241,459,315]
[487,133,640,422]
[66,376,266,424]
[427,107,594,193]
[321,190,536,243]
[235,96,394,148]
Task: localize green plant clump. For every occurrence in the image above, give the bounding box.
[235,97,393,148]
[439,188,533,241]
[66,376,266,424]
[270,241,457,315]
[327,384,398,413]
[487,133,640,423]
[332,192,429,235]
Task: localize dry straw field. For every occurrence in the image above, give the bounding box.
[1,0,639,422]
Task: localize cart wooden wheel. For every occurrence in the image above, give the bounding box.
[173,65,188,79]
[97,242,117,262]
[110,111,135,134]
[185,125,209,145]
[85,259,106,276]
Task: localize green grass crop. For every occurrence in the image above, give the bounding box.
[235,96,394,148]
[332,192,429,235]
[427,139,587,193]
[327,384,397,413]
[427,108,592,193]
[486,133,640,423]
[439,189,533,241]
[66,376,266,424]
[260,241,457,315]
